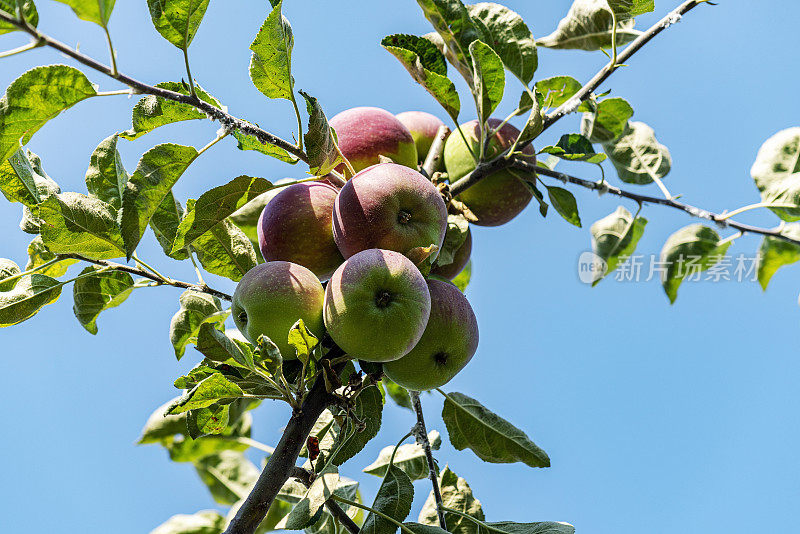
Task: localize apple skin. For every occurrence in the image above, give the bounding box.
[395,111,446,165]
[384,278,478,391]
[232,261,325,359]
[324,248,431,362]
[257,182,344,281]
[431,228,472,280]
[231,177,296,243]
[444,118,535,226]
[329,107,418,173]
[332,163,448,260]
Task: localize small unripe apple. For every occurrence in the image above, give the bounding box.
[444,118,535,226]
[431,228,472,280]
[332,163,447,260]
[395,111,446,165]
[384,278,478,390]
[232,262,325,359]
[257,182,344,281]
[329,107,418,173]
[324,249,431,362]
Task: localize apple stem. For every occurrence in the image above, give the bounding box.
[410,390,448,530]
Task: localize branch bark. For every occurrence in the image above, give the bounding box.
[409,391,447,530]
[0,9,307,164]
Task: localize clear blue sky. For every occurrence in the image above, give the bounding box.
[1,1,799,533]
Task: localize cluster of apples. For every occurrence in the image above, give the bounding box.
[231,107,534,391]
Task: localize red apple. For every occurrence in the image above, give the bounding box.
[431,228,472,280]
[396,111,446,165]
[329,107,418,173]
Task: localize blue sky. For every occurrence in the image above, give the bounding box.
[1,1,799,533]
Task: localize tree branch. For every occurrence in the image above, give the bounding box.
[59,254,233,301]
[0,9,307,164]
[422,125,451,178]
[409,391,447,530]
[290,467,360,534]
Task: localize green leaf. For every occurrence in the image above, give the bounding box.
[382,377,413,410]
[580,97,634,143]
[0,65,98,164]
[11,148,61,234]
[415,0,484,83]
[603,121,671,185]
[537,0,641,50]
[299,91,342,176]
[26,235,75,277]
[362,464,414,534]
[750,127,800,222]
[300,409,338,459]
[331,385,383,466]
[194,450,259,505]
[151,193,189,260]
[191,215,258,282]
[451,260,472,293]
[120,143,198,259]
[441,391,550,467]
[0,273,62,327]
[168,373,245,414]
[403,523,450,534]
[287,318,319,364]
[0,147,43,207]
[757,225,800,289]
[146,0,210,50]
[38,192,125,259]
[517,89,543,146]
[72,265,134,334]
[249,1,295,100]
[120,82,221,140]
[52,0,115,27]
[284,471,340,530]
[0,1,38,34]
[85,133,128,210]
[172,175,274,252]
[660,224,731,304]
[469,40,505,124]
[196,323,256,369]
[475,522,575,534]
[606,0,654,20]
[150,510,226,534]
[189,403,230,436]
[169,289,228,359]
[589,206,647,285]
[545,186,581,227]
[540,133,606,163]
[418,466,483,534]
[534,76,582,109]
[466,3,537,85]
[364,430,441,481]
[231,128,298,163]
[381,34,460,121]
[137,397,191,445]
[0,258,20,291]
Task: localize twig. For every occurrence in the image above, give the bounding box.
[290,467,360,534]
[0,8,307,163]
[59,253,233,301]
[409,391,447,531]
[422,125,450,178]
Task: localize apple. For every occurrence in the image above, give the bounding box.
[444,118,535,226]
[395,111,446,165]
[231,177,296,242]
[232,261,325,359]
[329,107,418,173]
[431,228,472,280]
[324,248,431,362]
[332,163,448,260]
[257,181,344,281]
[383,278,478,390]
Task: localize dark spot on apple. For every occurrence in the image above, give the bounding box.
[433,352,448,366]
[375,290,393,308]
[237,310,248,324]
[397,209,412,224]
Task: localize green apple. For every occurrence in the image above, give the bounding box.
[329,107,418,173]
[395,111,446,166]
[444,118,535,226]
[384,278,478,390]
[324,248,431,362]
[232,261,325,358]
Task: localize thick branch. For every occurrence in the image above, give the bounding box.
[409,391,447,530]
[60,254,233,301]
[542,0,708,132]
[290,467,360,534]
[0,10,307,163]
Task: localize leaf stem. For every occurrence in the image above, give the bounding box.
[183,47,197,99]
[229,436,276,454]
[331,496,417,534]
[102,24,118,76]
[131,252,172,283]
[0,39,41,59]
[0,256,66,286]
[716,201,793,221]
[410,390,447,530]
[95,89,133,96]
[440,506,504,533]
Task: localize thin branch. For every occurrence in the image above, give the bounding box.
[290,467,360,534]
[542,0,709,132]
[0,9,307,163]
[409,391,447,531]
[528,162,800,247]
[59,253,233,301]
[0,39,41,59]
[422,125,450,178]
